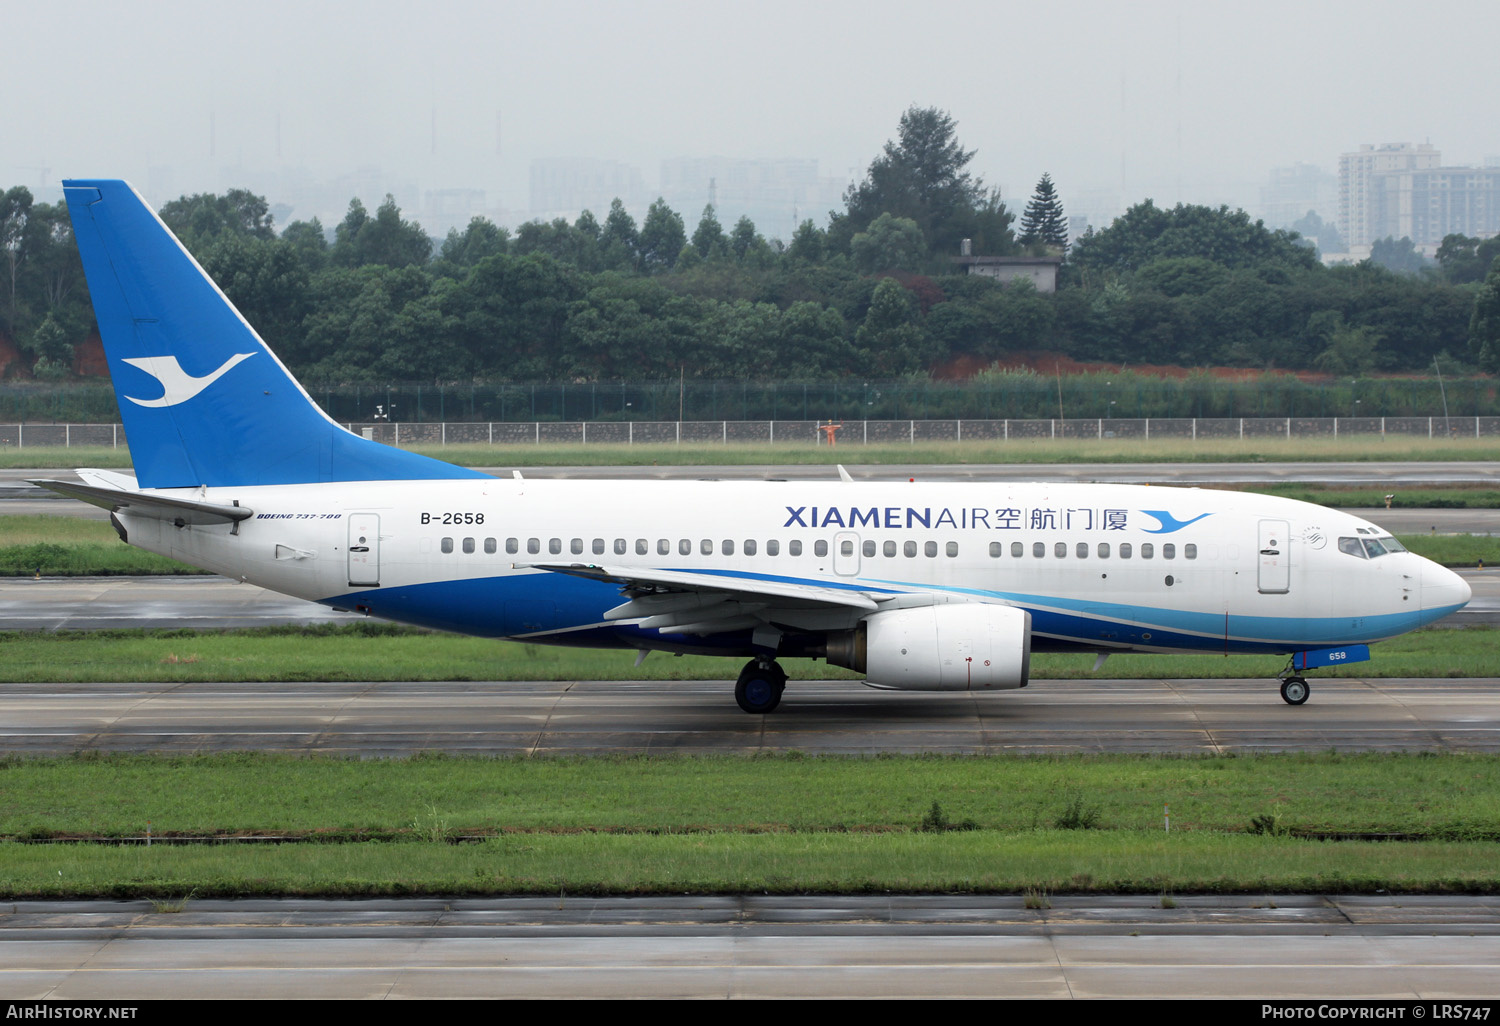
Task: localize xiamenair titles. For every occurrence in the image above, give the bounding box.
[781,503,1206,533]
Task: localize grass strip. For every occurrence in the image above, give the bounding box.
[5,831,1500,899]
[4,751,1500,898]
[8,436,1500,471]
[0,624,1494,682]
[4,752,1498,840]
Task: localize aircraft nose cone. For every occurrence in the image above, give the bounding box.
[1420,560,1471,625]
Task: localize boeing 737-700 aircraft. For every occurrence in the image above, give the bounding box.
[37,180,1472,713]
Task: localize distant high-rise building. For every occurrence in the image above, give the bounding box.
[1338,143,1440,250]
[1260,162,1338,229]
[1340,143,1500,252]
[528,158,649,223]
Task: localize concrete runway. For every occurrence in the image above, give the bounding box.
[7,676,1500,756]
[6,896,1500,999]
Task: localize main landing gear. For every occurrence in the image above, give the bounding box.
[735,658,787,714]
[1279,676,1310,705]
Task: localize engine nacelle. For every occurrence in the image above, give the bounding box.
[827,604,1032,691]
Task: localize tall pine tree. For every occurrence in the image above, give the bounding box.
[1019,173,1068,251]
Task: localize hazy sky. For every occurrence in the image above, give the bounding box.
[6,0,1498,224]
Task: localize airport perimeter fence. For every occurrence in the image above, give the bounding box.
[6,416,1500,449]
[4,376,1500,424]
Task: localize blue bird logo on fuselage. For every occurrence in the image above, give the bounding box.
[1139,510,1212,534]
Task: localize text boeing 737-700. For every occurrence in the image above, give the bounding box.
[36,179,1471,713]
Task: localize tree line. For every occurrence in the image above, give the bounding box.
[3,106,1499,387]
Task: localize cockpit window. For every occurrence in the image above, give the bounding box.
[1381,536,1407,553]
[1362,537,1388,558]
[1338,537,1367,559]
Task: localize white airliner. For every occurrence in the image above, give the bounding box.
[39,180,1471,714]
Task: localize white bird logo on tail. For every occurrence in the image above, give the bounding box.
[122,353,256,408]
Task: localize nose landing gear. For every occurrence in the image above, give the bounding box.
[735,658,788,714]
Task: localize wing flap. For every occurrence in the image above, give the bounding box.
[519,562,882,612]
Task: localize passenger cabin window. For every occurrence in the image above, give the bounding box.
[904,541,918,558]
[947,541,959,557]
[925,541,938,558]
[1033,542,1045,558]
[548,538,561,555]
[527,538,540,555]
[789,541,802,556]
[767,540,780,556]
[1119,543,1132,558]
[1141,543,1154,559]
[700,539,713,555]
[1076,542,1088,558]
[506,538,518,554]
[989,542,1002,558]
[862,540,876,557]
[658,539,671,555]
[884,541,897,557]
[1163,543,1176,559]
[1184,543,1197,559]
[814,540,828,557]
[571,538,584,555]
[441,537,454,554]
[679,539,691,556]
[744,540,757,556]
[615,539,627,556]
[636,539,648,555]
[722,540,735,556]
[1054,542,1067,558]
[484,538,497,554]
[463,537,475,554]
[593,538,605,555]
[1098,543,1110,558]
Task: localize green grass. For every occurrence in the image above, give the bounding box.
[6,832,1500,898]
[1247,484,1500,509]
[0,624,1493,682]
[3,752,1499,897]
[7,435,1500,470]
[0,515,202,575]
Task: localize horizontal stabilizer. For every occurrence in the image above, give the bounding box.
[31,479,252,526]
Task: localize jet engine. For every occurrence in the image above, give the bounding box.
[826,604,1031,691]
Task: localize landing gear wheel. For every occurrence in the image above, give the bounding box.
[735,659,787,714]
[1280,676,1310,705]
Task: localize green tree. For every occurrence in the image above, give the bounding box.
[786,219,826,264]
[1436,234,1500,285]
[850,213,924,272]
[1471,261,1500,371]
[0,186,31,339]
[159,189,276,244]
[331,195,432,268]
[1368,236,1432,276]
[1069,200,1318,278]
[600,199,640,271]
[639,198,686,273]
[691,205,728,260]
[834,106,1013,258]
[854,277,938,374]
[281,218,330,274]
[1291,210,1345,257]
[438,216,508,270]
[1018,173,1068,251]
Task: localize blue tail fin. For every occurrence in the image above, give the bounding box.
[63,179,488,488]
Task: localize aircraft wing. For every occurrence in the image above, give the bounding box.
[518,562,887,635]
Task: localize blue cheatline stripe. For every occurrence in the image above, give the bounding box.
[323,566,1441,655]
